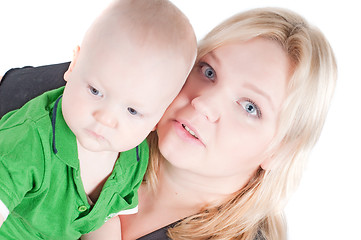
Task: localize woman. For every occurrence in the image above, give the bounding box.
[0,7,336,240]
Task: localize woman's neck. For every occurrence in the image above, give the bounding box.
[120,159,248,240]
[158,161,223,207]
[160,159,249,204]
[120,161,215,240]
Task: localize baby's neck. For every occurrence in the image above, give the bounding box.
[77,141,119,203]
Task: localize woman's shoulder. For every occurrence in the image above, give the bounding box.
[0,62,69,118]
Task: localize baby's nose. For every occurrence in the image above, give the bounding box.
[93,110,118,128]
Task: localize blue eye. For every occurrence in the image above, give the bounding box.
[127,107,138,115]
[240,99,262,118]
[89,86,103,97]
[200,63,216,81]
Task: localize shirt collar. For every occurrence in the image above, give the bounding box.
[51,96,79,169]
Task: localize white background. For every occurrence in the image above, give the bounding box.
[1,1,360,239]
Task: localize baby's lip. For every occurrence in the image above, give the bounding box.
[87,129,105,140]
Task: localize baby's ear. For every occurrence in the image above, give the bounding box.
[64,46,80,82]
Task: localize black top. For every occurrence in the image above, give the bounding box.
[0,63,265,240]
[137,222,179,240]
[0,62,69,118]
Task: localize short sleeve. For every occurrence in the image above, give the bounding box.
[0,121,46,215]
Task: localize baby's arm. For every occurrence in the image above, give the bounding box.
[0,120,46,229]
[81,216,122,240]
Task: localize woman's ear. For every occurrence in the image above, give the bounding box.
[64,46,80,82]
[151,124,158,131]
[260,154,276,170]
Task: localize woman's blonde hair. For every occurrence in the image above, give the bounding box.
[145,7,337,240]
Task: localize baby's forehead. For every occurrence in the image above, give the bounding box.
[112,85,175,115]
[102,71,177,98]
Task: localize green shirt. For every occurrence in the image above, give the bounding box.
[0,87,149,239]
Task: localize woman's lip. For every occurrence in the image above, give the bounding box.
[173,120,205,147]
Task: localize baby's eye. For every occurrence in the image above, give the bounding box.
[200,62,216,81]
[89,86,103,97]
[127,107,138,116]
[239,99,262,118]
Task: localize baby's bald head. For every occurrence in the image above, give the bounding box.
[79,0,197,73]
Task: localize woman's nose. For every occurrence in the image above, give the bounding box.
[191,93,220,122]
[93,109,118,128]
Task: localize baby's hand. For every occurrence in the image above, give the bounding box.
[0,213,5,228]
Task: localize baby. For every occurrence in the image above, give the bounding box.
[0,0,196,239]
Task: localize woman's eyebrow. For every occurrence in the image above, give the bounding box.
[207,51,222,67]
[243,82,275,112]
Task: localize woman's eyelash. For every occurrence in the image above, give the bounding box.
[240,98,262,119]
[199,62,216,81]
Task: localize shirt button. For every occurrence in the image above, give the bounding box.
[78,205,88,212]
